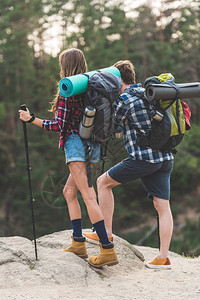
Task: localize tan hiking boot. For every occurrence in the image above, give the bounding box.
[62,236,88,258]
[88,242,118,268]
[83,232,113,244]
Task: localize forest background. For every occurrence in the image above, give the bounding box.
[0,0,199,257]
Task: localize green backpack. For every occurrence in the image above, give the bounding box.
[133,73,190,153]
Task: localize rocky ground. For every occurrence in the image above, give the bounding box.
[0,229,200,300]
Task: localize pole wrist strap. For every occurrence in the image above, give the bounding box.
[27,113,35,123]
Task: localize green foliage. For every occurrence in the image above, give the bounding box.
[0,103,6,124]
[171,124,200,192]
[179,218,200,256]
[120,218,200,257]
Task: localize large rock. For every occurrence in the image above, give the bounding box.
[0,229,199,300]
[0,230,143,293]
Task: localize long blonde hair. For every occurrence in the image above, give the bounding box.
[50,48,88,115]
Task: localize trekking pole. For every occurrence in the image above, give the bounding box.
[20,104,38,260]
[156,212,160,250]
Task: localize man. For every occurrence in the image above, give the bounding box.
[84,60,174,269]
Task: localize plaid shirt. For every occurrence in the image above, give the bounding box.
[43,95,83,148]
[115,84,174,163]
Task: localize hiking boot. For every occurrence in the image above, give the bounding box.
[145,256,171,269]
[88,242,118,268]
[61,236,88,258]
[83,232,113,244]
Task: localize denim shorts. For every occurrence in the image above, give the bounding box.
[108,157,174,200]
[64,134,100,164]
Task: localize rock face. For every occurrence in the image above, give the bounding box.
[0,229,144,298]
[0,229,200,300]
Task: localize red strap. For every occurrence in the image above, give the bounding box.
[181,101,191,130]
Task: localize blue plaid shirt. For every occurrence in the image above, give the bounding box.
[115,84,174,163]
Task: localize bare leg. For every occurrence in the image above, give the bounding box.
[68,161,104,224]
[63,174,81,220]
[153,197,173,259]
[97,172,120,238]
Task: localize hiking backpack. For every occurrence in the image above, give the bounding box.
[83,71,122,142]
[131,73,191,153]
[80,71,122,186]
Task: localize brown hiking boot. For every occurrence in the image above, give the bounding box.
[88,242,118,268]
[61,236,88,258]
[83,232,113,244]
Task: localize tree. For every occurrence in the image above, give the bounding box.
[0,0,62,236]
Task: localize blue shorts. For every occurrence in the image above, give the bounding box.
[64,134,100,164]
[108,157,174,200]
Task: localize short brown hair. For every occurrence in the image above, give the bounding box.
[113,60,135,85]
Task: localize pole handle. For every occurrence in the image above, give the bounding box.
[20,104,27,111]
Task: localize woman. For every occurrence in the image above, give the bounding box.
[19,48,118,268]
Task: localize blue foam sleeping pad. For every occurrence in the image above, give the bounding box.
[59,66,121,97]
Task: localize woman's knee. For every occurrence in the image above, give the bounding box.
[80,188,97,206]
[63,185,77,204]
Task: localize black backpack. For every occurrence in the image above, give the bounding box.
[130,73,191,153]
[81,71,122,186]
[84,71,122,142]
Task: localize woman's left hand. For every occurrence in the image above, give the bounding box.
[19,107,31,122]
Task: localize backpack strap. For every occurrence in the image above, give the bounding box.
[129,88,145,100]
[100,142,108,174]
[175,98,181,135]
[81,138,92,187]
[128,89,152,134]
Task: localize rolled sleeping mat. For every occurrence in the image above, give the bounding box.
[59,66,121,97]
[145,82,200,101]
